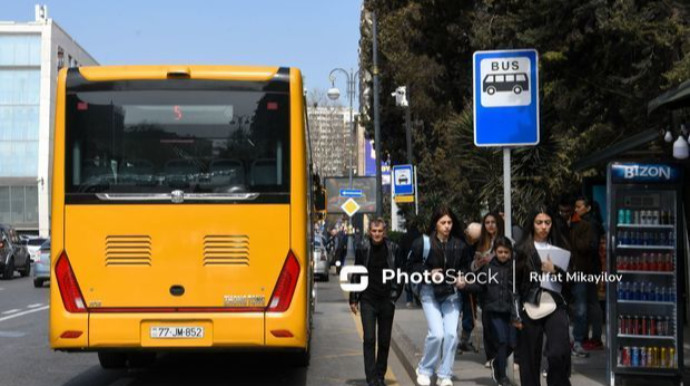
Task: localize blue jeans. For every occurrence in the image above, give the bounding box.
[417,284,462,379]
[571,282,588,343]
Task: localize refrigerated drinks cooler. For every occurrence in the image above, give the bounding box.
[607,162,685,386]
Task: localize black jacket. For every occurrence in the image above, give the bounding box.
[515,247,568,309]
[349,238,403,304]
[462,257,520,321]
[407,234,471,277]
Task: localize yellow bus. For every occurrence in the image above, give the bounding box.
[50,65,314,368]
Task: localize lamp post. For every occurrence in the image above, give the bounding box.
[327,68,359,189]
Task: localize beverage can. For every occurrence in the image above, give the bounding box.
[622,346,631,367]
[670,347,676,368]
[640,346,647,367]
[632,347,640,367]
[648,347,654,368]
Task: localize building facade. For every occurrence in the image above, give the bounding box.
[307,105,357,178]
[0,5,97,235]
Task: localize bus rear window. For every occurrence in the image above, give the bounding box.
[65,81,290,196]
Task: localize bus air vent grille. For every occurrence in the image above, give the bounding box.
[105,235,152,266]
[203,235,250,266]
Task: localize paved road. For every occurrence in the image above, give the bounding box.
[0,272,413,386]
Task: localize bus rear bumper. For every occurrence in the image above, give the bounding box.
[51,311,307,350]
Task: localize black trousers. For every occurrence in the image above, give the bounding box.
[360,297,396,384]
[482,305,498,361]
[519,307,571,386]
[488,311,516,380]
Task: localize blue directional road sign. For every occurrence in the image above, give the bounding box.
[340,189,363,198]
[473,49,539,147]
[392,165,414,196]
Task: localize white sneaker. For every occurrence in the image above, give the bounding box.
[436,377,453,386]
[416,369,431,386]
[485,360,492,368]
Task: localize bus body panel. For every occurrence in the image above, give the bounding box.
[88,313,264,348]
[76,65,281,82]
[64,205,289,308]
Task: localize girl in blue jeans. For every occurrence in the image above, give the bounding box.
[407,206,470,386]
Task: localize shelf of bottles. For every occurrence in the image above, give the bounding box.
[613,195,679,371]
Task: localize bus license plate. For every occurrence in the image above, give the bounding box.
[150,326,204,339]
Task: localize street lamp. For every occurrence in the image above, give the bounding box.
[327,68,359,189]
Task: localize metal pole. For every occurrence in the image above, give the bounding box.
[414,165,419,215]
[405,87,413,165]
[373,10,383,218]
[503,147,512,239]
[348,70,355,189]
[503,147,514,381]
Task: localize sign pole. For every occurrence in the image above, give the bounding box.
[414,166,419,215]
[503,148,512,239]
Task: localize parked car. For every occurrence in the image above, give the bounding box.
[313,236,330,281]
[31,239,50,288]
[24,237,47,262]
[0,224,31,280]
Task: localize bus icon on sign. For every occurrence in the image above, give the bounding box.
[483,73,529,95]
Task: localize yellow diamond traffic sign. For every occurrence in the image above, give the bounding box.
[341,198,361,217]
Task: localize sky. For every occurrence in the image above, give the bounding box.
[2,1,362,98]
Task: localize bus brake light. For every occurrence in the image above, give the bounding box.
[266,251,300,313]
[55,252,87,313]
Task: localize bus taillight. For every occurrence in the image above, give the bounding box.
[55,252,87,313]
[267,251,300,313]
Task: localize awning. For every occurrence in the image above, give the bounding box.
[647,80,690,115]
[572,128,660,171]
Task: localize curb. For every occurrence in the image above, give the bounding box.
[391,320,420,383]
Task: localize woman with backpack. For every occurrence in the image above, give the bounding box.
[407,206,470,386]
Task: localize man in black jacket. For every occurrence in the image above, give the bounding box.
[349,218,403,386]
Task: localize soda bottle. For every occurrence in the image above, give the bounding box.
[668,230,675,247]
[641,253,649,271]
[618,209,626,224]
[618,282,625,300]
[660,287,667,302]
[626,209,633,225]
[640,283,648,301]
[649,253,658,271]
[669,286,676,302]
[632,282,639,300]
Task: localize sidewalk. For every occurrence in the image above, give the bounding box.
[390,298,607,386]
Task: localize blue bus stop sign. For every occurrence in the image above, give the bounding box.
[473,49,539,147]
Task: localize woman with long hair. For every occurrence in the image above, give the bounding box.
[407,206,470,386]
[515,206,571,386]
[470,212,505,368]
[474,212,505,269]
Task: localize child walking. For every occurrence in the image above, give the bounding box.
[457,236,521,386]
